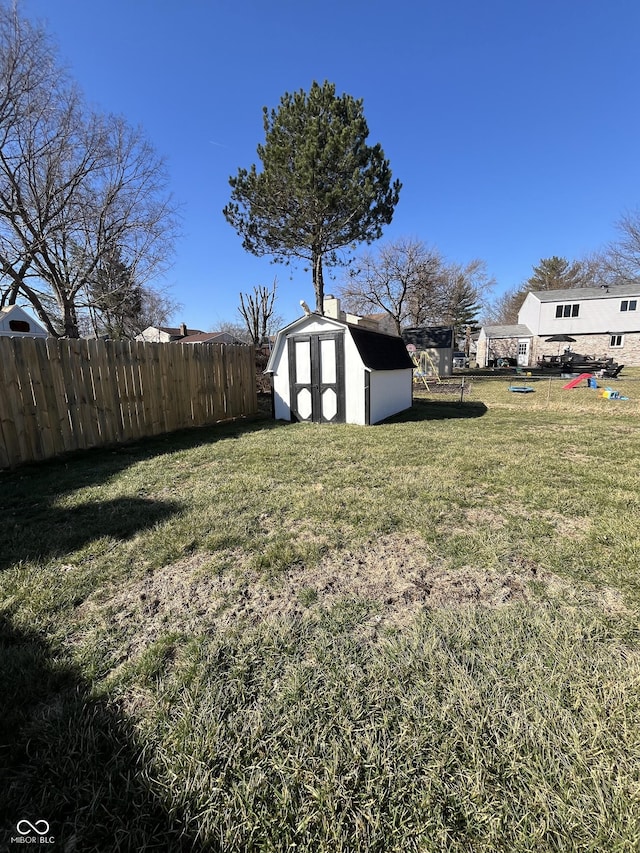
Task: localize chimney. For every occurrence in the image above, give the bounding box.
[323,294,341,319]
[179,322,188,337]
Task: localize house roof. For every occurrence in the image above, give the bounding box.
[530,284,640,303]
[481,324,533,338]
[348,325,415,370]
[401,326,454,349]
[179,331,246,344]
[180,332,221,343]
[159,325,206,336]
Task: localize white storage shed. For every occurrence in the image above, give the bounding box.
[265,313,414,425]
[0,305,48,338]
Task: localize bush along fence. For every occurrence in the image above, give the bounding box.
[0,337,258,468]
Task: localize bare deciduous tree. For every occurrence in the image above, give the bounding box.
[0,5,177,337]
[238,278,279,345]
[216,320,252,344]
[607,211,640,284]
[339,238,492,336]
[339,238,442,334]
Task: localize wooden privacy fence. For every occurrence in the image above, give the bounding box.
[0,337,258,468]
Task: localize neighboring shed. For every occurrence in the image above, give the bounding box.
[265,313,414,425]
[0,305,48,338]
[401,326,454,376]
[476,324,534,367]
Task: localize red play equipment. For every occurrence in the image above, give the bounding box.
[562,373,593,389]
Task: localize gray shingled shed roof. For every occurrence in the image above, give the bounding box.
[481,324,533,338]
[401,326,454,348]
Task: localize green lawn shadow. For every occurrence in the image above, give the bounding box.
[382,399,489,423]
[0,616,198,850]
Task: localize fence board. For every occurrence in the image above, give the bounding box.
[0,338,257,468]
[24,337,57,460]
[86,338,110,445]
[69,339,94,449]
[146,344,163,434]
[10,336,44,461]
[0,339,19,467]
[44,339,74,452]
[105,340,125,442]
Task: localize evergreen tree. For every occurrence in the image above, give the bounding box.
[488,256,589,325]
[526,256,586,291]
[224,81,401,313]
[441,274,483,345]
[86,249,142,338]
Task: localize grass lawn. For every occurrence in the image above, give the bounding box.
[1,372,640,851]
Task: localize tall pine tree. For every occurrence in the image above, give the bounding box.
[224,81,401,313]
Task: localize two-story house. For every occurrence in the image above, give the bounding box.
[477,284,640,367]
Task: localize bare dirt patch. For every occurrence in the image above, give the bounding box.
[74,532,626,666]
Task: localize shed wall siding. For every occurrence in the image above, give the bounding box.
[272,322,368,424]
[369,370,412,424]
[273,352,292,419]
[343,332,366,424]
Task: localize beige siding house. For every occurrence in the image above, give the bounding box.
[478,285,640,367]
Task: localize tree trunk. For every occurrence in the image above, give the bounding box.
[61,299,80,338]
[312,250,324,314]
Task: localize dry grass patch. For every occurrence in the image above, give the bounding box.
[74,533,628,672]
[504,503,593,540]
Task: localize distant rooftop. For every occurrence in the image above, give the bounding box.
[530,284,640,302]
[481,324,533,338]
[401,326,454,349]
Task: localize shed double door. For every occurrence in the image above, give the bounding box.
[288,332,345,423]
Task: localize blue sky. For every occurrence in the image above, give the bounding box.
[19,0,640,330]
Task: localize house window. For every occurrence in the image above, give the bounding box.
[621,300,637,312]
[9,319,30,332]
[555,304,580,318]
[610,335,624,347]
[517,342,528,355]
